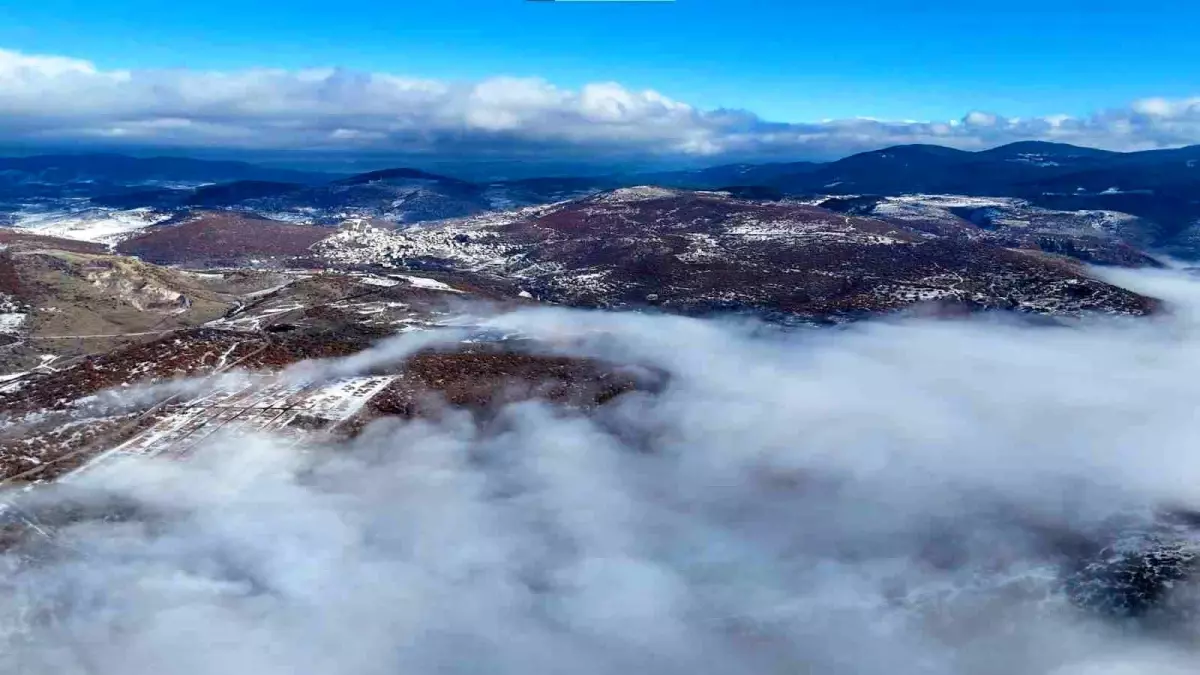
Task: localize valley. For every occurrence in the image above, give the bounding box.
[0,146,1189,488]
[0,145,1199,656]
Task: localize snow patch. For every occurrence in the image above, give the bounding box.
[355,275,400,287]
[388,274,462,293]
[0,313,27,332]
[68,375,398,476]
[595,186,678,203]
[11,205,170,245]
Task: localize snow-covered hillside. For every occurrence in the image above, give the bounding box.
[9,204,170,246]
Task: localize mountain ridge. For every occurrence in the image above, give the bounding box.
[5,143,1200,257]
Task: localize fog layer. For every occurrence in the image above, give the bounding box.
[4,269,1200,674]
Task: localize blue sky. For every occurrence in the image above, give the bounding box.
[1,0,1196,124]
[0,0,1198,164]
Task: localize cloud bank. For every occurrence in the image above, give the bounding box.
[3,47,1200,161]
[4,269,1200,673]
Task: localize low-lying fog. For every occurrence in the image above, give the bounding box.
[4,267,1200,674]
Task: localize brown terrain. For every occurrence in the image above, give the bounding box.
[509,193,1157,318]
[0,189,1169,491]
[318,188,1159,321]
[0,329,647,484]
[815,195,1163,267]
[0,245,281,373]
[0,263,637,484]
[116,211,332,266]
[363,350,648,422]
[0,229,109,255]
[0,152,1194,621]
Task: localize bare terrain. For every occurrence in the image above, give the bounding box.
[319,188,1158,321]
[116,211,332,267]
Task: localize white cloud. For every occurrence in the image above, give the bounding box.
[3,47,1200,160]
[8,269,1200,673]
[962,110,1003,127]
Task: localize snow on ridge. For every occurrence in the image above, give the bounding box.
[595,186,679,203]
[388,275,462,293]
[318,191,922,273]
[887,194,1023,209]
[353,274,400,288]
[871,200,970,225]
[1007,153,1061,167]
[317,222,520,270]
[865,194,1152,247]
[10,206,170,246]
[68,375,397,476]
[315,204,565,271]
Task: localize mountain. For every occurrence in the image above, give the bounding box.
[0,173,1192,638]
[0,205,170,246]
[317,187,1156,321]
[702,142,1200,256]
[115,211,331,266]
[335,167,471,186]
[634,161,821,189]
[0,232,274,373]
[780,141,1121,195]
[818,194,1162,267]
[484,176,617,208]
[307,168,494,222]
[975,140,1121,162]
[0,153,332,188]
[754,140,1199,195]
[94,168,507,225]
[8,143,1200,259]
[1110,144,1200,166]
[0,259,597,481]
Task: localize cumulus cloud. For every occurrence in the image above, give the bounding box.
[4,269,1200,673]
[3,47,1200,161]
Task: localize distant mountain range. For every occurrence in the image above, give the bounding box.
[82,164,614,224]
[5,141,1199,191]
[0,154,333,190]
[632,142,1200,257]
[2,141,1199,255]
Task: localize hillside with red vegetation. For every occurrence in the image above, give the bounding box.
[318,188,1158,321]
[116,211,331,266]
[0,229,108,256]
